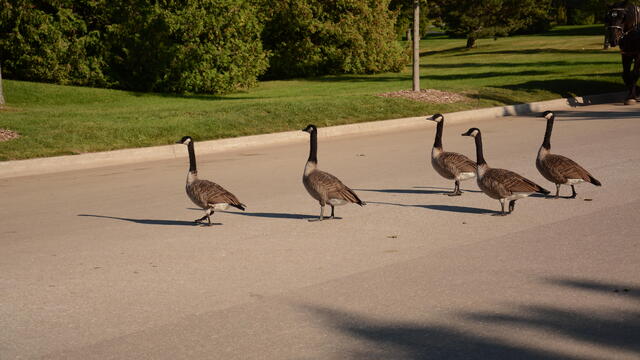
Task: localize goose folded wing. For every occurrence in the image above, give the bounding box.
[545,154,593,182]
[308,170,361,202]
[442,152,477,173]
[490,169,544,193]
[193,180,244,207]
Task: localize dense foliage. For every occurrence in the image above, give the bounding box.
[260,0,407,79]
[0,0,109,86]
[0,0,268,94]
[430,0,552,48]
[0,0,621,94]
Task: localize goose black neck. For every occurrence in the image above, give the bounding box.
[474,133,487,166]
[308,129,318,163]
[542,116,554,149]
[187,142,197,172]
[433,120,443,148]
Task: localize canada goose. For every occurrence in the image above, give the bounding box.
[461,128,550,215]
[427,113,477,195]
[302,124,365,221]
[537,111,602,199]
[176,136,245,225]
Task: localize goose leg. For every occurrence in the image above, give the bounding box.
[554,184,561,199]
[493,199,508,216]
[330,205,335,219]
[448,180,462,196]
[309,205,325,222]
[568,185,577,199]
[195,208,214,225]
[508,200,516,213]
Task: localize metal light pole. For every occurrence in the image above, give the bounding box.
[412,0,420,92]
[0,64,5,106]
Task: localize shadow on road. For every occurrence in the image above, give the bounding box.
[422,204,496,214]
[356,186,482,195]
[296,277,639,359]
[367,201,495,215]
[355,188,446,195]
[77,214,207,226]
[221,211,312,220]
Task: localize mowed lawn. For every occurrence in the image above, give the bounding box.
[0,25,623,161]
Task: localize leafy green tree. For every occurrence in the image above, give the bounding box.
[260,0,408,79]
[104,0,269,93]
[0,0,268,94]
[553,0,623,25]
[0,0,109,86]
[0,64,5,105]
[389,0,430,40]
[431,0,551,48]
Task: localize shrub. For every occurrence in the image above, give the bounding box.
[261,0,408,79]
[0,0,109,86]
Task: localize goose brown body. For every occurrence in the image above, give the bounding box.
[428,114,476,195]
[432,149,477,181]
[177,136,245,225]
[537,111,601,198]
[462,128,549,215]
[478,166,549,200]
[302,125,365,221]
[186,177,245,211]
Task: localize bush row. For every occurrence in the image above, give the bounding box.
[0,0,406,94]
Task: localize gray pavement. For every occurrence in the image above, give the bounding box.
[1,103,639,359]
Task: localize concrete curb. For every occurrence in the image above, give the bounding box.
[0,92,624,179]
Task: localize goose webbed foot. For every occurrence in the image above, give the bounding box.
[446,182,463,196]
[308,217,324,222]
[194,215,208,223]
[492,212,509,216]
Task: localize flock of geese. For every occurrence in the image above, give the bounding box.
[176,110,601,225]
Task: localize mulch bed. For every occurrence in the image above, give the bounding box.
[378,89,468,103]
[0,128,20,142]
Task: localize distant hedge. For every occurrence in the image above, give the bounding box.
[0,0,269,94]
[1,0,408,93]
[0,0,110,87]
[260,0,408,79]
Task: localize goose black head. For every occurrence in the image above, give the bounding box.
[177,136,193,145]
[461,128,480,137]
[541,110,555,120]
[428,113,444,123]
[302,124,317,133]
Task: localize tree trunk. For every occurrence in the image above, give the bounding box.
[466,36,477,49]
[0,64,5,106]
[412,0,420,92]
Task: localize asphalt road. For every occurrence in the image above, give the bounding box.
[1,103,639,359]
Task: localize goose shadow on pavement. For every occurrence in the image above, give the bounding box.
[221,211,317,220]
[367,201,497,215]
[77,214,214,226]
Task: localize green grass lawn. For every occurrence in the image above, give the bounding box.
[0,24,623,161]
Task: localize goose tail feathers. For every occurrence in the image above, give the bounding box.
[230,203,246,211]
[589,175,602,186]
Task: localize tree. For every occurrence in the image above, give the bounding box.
[260,0,407,79]
[389,0,430,40]
[412,0,420,91]
[431,0,551,48]
[0,64,5,106]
